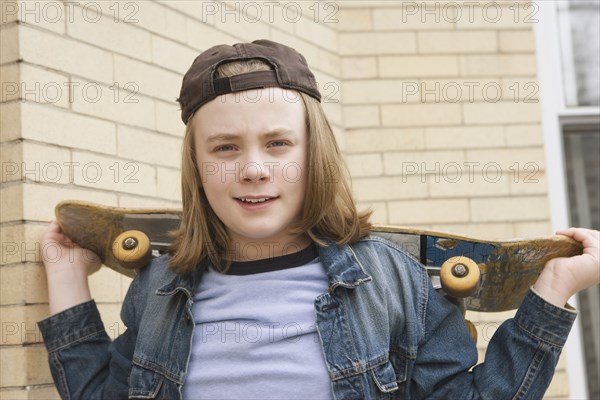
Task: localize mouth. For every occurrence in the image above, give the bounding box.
[234,196,279,204]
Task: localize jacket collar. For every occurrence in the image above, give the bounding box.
[156,240,372,297]
[318,239,372,291]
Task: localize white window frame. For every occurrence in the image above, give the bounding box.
[535,2,600,399]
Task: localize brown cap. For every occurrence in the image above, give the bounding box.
[177,39,321,124]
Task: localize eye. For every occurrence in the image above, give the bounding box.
[268,140,289,148]
[214,144,237,152]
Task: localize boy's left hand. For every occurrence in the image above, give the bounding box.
[533,227,600,308]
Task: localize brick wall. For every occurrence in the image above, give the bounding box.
[0,0,567,398]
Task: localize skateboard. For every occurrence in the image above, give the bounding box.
[55,200,583,313]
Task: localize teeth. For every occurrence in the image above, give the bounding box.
[238,197,270,203]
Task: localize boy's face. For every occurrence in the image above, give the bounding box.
[191,87,309,259]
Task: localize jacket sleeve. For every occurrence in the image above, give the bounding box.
[38,273,142,400]
[410,284,577,399]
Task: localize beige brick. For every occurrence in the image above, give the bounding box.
[546,370,570,398]
[430,223,515,241]
[113,55,181,102]
[155,99,184,137]
[9,0,65,34]
[67,2,152,61]
[269,30,320,71]
[19,24,113,83]
[455,3,538,30]
[0,184,21,222]
[0,23,18,64]
[19,141,71,185]
[337,8,372,31]
[151,35,198,75]
[358,202,387,224]
[69,77,156,131]
[339,32,416,56]
[345,128,425,153]
[1,62,19,101]
[352,176,427,202]
[321,101,343,127]
[504,124,543,147]
[20,103,116,153]
[0,345,51,386]
[1,140,22,182]
[499,30,535,53]
[381,103,462,127]
[419,78,504,103]
[156,0,209,24]
[89,266,126,303]
[118,195,181,209]
[465,148,546,171]
[429,173,510,198]
[372,6,456,31]
[97,303,125,339]
[1,224,51,267]
[509,171,548,195]
[342,79,418,104]
[425,126,505,150]
[383,150,466,175]
[343,105,379,128]
[388,199,470,224]
[0,101,21,142]
[418,31,497,54]
[135,1,187,43]
[219,2,271,41]
[117,125,181,169]
[186,18,238,51]
[262,3,296,34]
[13,63,72,108]
[314,71,341,105]
[71,151,157,196]
[471,196,549,222]
[379,55,460,78]
[21,183,117,221]
[0,263,48,305]
[513,221,553,238]
[317,48,341,79]
[295,18,338,53]
[0,385,60,399]
[501,77,539,102]
[1,304,47,345]
[460,54,537,77]
[463,102,540,125]
[345,153,383,177]
[156,167,181,201]
[341,57,377,79]
[1,0,19,24]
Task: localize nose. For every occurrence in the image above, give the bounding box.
[240,160,270,183]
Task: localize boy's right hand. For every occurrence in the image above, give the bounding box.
[42,221,98,315]
[42,220,101,276]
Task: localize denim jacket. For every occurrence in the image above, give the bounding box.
[38,235,576,399]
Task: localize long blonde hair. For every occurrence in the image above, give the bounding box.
[169,59,371,275]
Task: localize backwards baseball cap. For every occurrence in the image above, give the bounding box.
[177,39,322,124]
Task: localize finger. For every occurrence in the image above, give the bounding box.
[47,220,62,234]
[556,227,598,243]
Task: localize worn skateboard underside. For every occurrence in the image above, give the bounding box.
[373,226,582,312]
[56,201,583,312]
[56,201,181,278]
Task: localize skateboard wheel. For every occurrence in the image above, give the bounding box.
[465,319,478,345]
[112,230,151,269]
[440,256,480,298]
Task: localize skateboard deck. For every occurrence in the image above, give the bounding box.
[55,200,583,312]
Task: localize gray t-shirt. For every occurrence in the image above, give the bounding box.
[183,245,334,400]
